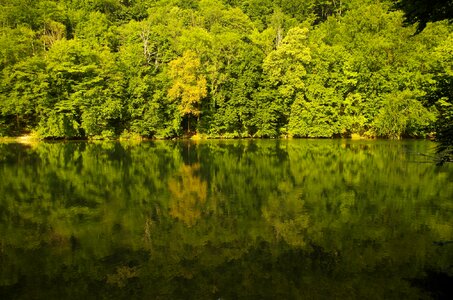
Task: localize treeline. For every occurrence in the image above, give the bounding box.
[0,0,451,139]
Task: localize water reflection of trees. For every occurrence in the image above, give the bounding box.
[169,163,207,226]
[0,140,452,299]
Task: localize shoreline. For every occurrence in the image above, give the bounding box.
[0,134,435,143]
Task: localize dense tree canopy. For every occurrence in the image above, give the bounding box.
[395,0,453,162]
[0,0,451,139]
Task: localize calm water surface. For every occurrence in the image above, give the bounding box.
[0,140,452,299]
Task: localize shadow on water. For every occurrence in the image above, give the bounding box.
[410,269,453,300]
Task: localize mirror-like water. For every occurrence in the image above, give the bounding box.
[0,140,452,299]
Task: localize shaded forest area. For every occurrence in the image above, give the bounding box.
[0,0,452,140]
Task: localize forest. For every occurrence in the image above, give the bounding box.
[0,0,452,140]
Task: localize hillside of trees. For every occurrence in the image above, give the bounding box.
[0,0,452,139]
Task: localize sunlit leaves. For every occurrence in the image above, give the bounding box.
[0,0,452,139]
[0,26,37,70]
[263,27,311,99]
[168,50,207,130]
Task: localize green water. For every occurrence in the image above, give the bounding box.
[0,140,452,299]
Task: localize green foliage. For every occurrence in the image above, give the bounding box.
[0,26,37,70]
[421,24,453,162]
[289,90,342,138]
[0,0,451,139]
[372,90,436,138]
[168,51,207,120]
[37,110,81,138]
[263,27,311,100]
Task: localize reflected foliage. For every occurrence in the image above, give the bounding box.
[0,140,453,299]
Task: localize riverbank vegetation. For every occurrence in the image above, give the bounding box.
[0,0,451,140]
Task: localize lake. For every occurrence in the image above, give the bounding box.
[0,139,452,299]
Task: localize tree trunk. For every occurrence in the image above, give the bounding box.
[187,117,190,134]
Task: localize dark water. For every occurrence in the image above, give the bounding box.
[0,140,452,299]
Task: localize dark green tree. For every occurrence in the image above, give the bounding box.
[396,0,453,162]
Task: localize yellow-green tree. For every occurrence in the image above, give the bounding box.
[168,50,207,133]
